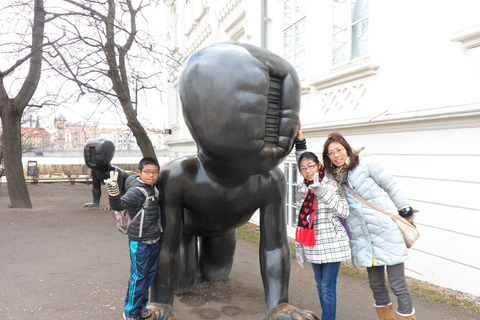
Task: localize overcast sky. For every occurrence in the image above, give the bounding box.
[1,0,170,133]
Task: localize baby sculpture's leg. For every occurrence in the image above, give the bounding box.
[199,230,237,281]
[175,232,198,294]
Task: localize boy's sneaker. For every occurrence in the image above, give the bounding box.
[139,308,153,318]
[123,312,137,320]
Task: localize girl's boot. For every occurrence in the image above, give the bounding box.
[375,304,395,320]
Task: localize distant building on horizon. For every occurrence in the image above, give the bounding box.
[52,114,99,151]
[19,113,168,152]
[13,115,52,152]
[20,127,52,152]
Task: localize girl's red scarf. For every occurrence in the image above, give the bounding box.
[295,170,325,246]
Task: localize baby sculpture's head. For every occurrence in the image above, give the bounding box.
[84,138,115,172]
[179,43,301,174]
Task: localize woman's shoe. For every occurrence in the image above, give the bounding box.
[375,303,395,320]
[397,309,416,320]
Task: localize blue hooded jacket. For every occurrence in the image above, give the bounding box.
[344,148,410,267]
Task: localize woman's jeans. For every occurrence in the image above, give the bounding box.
[367,263,414,314]
[311,262,341,320]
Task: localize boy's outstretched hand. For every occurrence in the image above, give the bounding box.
[104,171,119,196]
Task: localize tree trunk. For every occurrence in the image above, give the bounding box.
[0,0,45,208]
[1,102,32,208]
[124,101,156,159]
[103,0,157,160]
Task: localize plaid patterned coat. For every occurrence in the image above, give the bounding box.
[295,173,351,264]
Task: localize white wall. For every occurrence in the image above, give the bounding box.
[161,0,480,297]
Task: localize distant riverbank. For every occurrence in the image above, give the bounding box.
[21,149,170,165]
[0,151,171,184]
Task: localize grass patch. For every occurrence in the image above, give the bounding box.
[237,222,297,257]
[237,222,480,316]
[406,280,480,315]
[237,222,261,245]
[339,262,368,279]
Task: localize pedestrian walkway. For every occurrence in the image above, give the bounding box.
[0,183,477,319]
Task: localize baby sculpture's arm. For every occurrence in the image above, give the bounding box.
[259,170,290,310]
[149,163,184,319]
[83,173,101,207]
[260,169,319,320]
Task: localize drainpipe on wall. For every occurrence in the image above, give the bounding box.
[261,0,267,48]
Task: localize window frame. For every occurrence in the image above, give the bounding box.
[332,0,369,67]
[284,161,299,236]
[283,0,306,79]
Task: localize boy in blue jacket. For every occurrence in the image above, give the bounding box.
[105,157,161,320]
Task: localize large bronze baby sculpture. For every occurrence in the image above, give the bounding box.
[83,138,130,209]
[151,43,318,320]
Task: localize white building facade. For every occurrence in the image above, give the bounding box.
[161,0,480,297]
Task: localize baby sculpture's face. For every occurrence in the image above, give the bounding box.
[180,43,300,174]
[84,138,115,172]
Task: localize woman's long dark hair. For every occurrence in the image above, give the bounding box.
[322,132,359,176]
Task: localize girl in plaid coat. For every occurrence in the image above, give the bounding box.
[294,126,350,320]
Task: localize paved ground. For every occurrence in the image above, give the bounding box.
[0,183,478,319]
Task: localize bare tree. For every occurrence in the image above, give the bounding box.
[0,0,180,208]
[0,137,4,182]
[45,0,181,159]
[0,0,47,208]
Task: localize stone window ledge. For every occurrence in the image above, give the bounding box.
[451,25,480,49]
[309,58,379,90]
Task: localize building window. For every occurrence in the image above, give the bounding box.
[332,0,369,67]
[284,161,299,231]
[284,0,306,79]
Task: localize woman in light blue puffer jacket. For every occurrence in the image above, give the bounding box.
[321,132,417,320]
